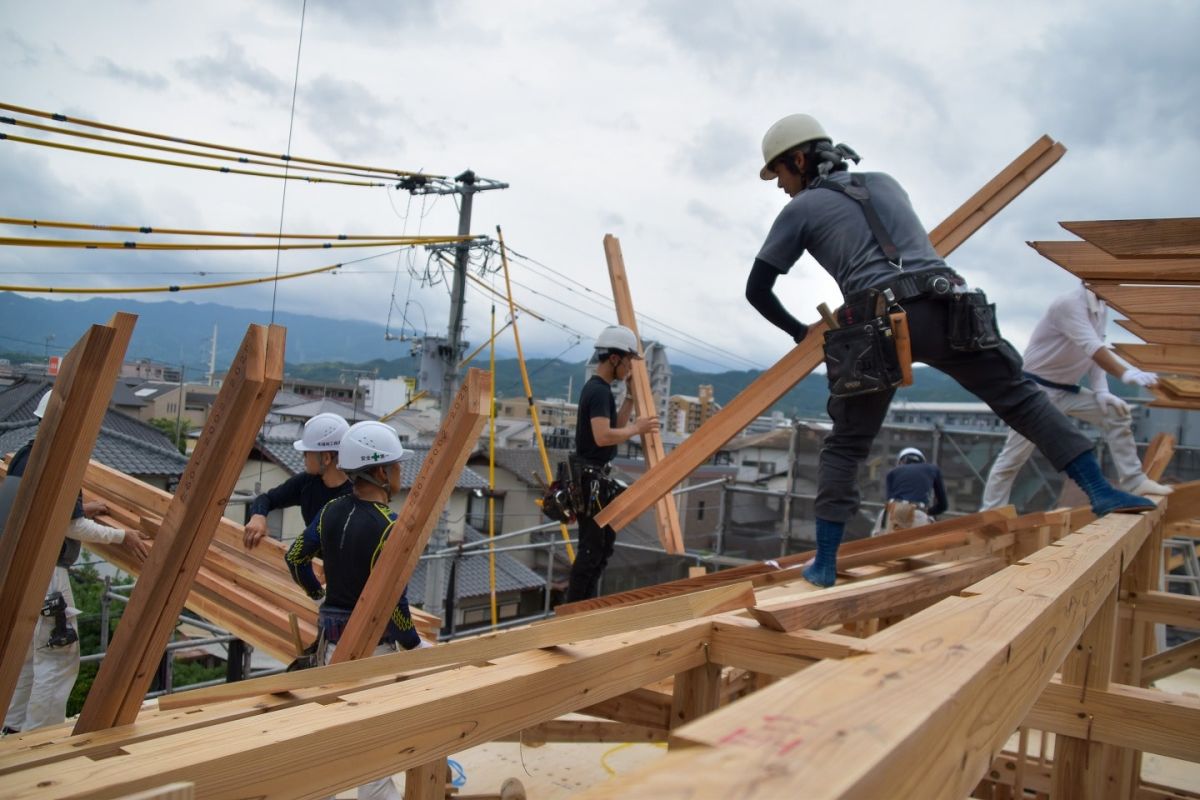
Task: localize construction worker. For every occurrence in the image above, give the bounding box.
[980,285,1173,510]
[2,390,150,734]
[566,325,661,602]
[745,113,1154,589]
[284,420,427,800]
[244,412,351,549]
[878,447,947,533]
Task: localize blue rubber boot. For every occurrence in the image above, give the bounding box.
[1064,451,1156,516]
[802,518,844,588]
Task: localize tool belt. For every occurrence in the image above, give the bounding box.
[947,289,1001,352]
[568,455,627,519]
[824,289,907,398]
[318,606,406,646]
[538,460,583,524]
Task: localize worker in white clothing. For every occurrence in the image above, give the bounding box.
[980,284,1173,510]
[1,390,150,733]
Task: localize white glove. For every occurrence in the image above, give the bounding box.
[1095,391,1130,418]
[414,638,435,649]
[1121,367,1158,387]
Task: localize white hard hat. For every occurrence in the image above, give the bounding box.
[338,421,407,471]
[760,114,830,180]
[293,413,349,452]
[594,325,642,358]
[897,447,926,465]
[32,390,51,420]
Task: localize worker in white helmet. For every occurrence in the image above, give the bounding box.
[284,420,427,800]
[2,389,149,734]
[745,113,1153,589]
[876,447,947,533]
[244,412,351,549]
[981,284,1172,510]
[565,325,660,602]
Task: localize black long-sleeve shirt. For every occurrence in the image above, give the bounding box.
[248,472,351,528]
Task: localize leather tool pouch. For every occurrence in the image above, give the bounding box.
[948,290,1001,352]
[823,314,904,398]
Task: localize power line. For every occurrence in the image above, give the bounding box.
[0,235,476,251]
[0,216,460,241]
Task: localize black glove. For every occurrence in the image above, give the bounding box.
[792,322,809,344]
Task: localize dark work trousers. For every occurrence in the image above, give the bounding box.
[566,511,616,602]
[815,295,1094,523]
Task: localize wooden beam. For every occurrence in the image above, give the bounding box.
[0,622,712,799]
[929,136,1066,258]
[1026,679,1200,763]
[1092,286,1200,318]
[1114,342,1200,373]
[603,233,684,553]
[571,510,1159,799]
[1164,480,1200,524]
[1121,589,1200,630]
[1029,240,1200,282]
[669,662,722,739]
[1120,312,1200,332]
[580,686,674,730]
[746,558,1004,632]
[404,758,447,800]
[558,507,1015,616]
[1142,432,1176,482]
[596,135,1065,533]
[74,323,283,733]
[157,580,755,711]
[1060,218,1200,258]
[706,619,863,678]
[1116,319,1200,347]
[0,311,135,713]
[331,368,490,662]
[1141,636,1200,683]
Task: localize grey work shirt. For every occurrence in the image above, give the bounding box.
[756,170,948,297]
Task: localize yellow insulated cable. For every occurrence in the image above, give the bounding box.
[0,261,340,294]
[496,225,575,562]
[0,216,469,242]
[0,235,471,251]
[0,115,406,184]
[0,101,442,179]
[0,132,388,187]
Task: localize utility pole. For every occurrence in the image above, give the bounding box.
[397,170,508,419]
[206,324,217,387]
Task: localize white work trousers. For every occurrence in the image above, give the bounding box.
[322,641,403,800]
[3,567,79,732]
[981,386,1146,510]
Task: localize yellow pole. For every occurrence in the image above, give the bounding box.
[496,226,575,561]
[487,301,499,627]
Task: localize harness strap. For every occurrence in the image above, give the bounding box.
[814,174,902,264]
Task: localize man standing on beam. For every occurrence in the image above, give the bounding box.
[980,283,1172,510]
[744,113,1154,589]
[567,325,660,601]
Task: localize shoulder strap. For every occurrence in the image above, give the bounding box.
[814,174,902,265]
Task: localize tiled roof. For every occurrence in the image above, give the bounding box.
[275,398,376,422]
[254,438,488,491]
[408,526,546,601]
[477,447,572,488]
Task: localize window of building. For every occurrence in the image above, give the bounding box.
[697,500,705,521]
[466,490,505,531]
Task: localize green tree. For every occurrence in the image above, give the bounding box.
[148,417,187,454]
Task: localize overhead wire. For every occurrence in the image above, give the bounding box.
[0,132,389,187]
[0,235,475,251]
[0,216,459,241]
[271,0,308,325]
[0,115,412,184]
[0,101,441,179]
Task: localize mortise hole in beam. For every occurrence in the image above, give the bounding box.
[85,747,131,762]
[958,591,982,598]
[313,696,347,707]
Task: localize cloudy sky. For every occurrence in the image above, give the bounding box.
[1,1,1196,374]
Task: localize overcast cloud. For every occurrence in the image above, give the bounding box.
[0,1,1195,374]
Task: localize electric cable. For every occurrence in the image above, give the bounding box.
[0,115,412,184]
[0,132,388,187]
[0,101,441,179]
[0,216,455,241]
[0,235,470,251]
[271,0,308,325]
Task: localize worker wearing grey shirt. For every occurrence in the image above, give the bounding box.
[744,113,1154,589]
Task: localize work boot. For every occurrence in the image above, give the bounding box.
[802,518,844,588]
[1065,452,1156,516]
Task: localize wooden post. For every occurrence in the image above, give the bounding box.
[603,233,685,553]
[74,323,283,733]
[404,758,448,800]
[0,312,135,713]
[1050,586,1120,799]
[331,369,491,662]
[669,661,722,745]
[1141,432,1176,481]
